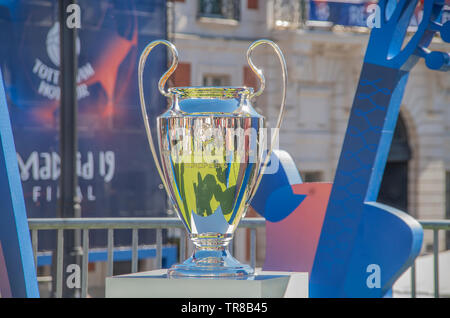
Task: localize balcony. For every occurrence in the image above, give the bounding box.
[271,0,307,30]
[197,0,240,26]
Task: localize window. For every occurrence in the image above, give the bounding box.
[198,0,240,22]
[247,0,258,10]
[271,0,307,30]
[203,74,231,87]
[243,66,258,91]
[173,62,191,87]
[302,171,323,182]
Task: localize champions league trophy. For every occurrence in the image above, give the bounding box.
[138,39,287,277]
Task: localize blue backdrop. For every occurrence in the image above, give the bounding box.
[0,0,168,249]
[308,0,450,27]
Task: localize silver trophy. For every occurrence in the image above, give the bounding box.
[138,39,287,277]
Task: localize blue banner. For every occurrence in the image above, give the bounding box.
[308,1,450,27]
[0,0,168,249]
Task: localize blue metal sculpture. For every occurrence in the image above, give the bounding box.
[252,0,449,297]
[0,68,39,298]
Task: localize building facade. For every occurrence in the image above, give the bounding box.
[168,0,450,261]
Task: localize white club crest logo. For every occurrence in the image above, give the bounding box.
[46,22,81,67]
[34,22,92,101]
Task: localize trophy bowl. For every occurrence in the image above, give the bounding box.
[138,40,287,277]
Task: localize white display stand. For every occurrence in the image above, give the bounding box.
[105,269,308,298]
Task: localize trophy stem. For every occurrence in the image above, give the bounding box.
[167,232,254,278]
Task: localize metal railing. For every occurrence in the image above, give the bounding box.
[410,219,450,298]
[28,217,449,298]
[28,217,264,298]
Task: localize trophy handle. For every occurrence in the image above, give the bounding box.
[138,40,178,193]
[246,39,288,200]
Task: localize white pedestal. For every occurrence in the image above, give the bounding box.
[105,269,308,298]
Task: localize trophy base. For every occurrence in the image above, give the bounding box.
[167,233,254,278]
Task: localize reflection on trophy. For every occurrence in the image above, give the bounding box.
[138,39,287,277]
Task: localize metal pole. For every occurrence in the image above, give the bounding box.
[433,229,439,298]
[56,0,81,298]
[81,229,89,298]
[410,261,416,298]
[156,228,163,269]
[56,229,64,298]
[107,229,114,277]
[250,228,256,269]
[131,228,138,273]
